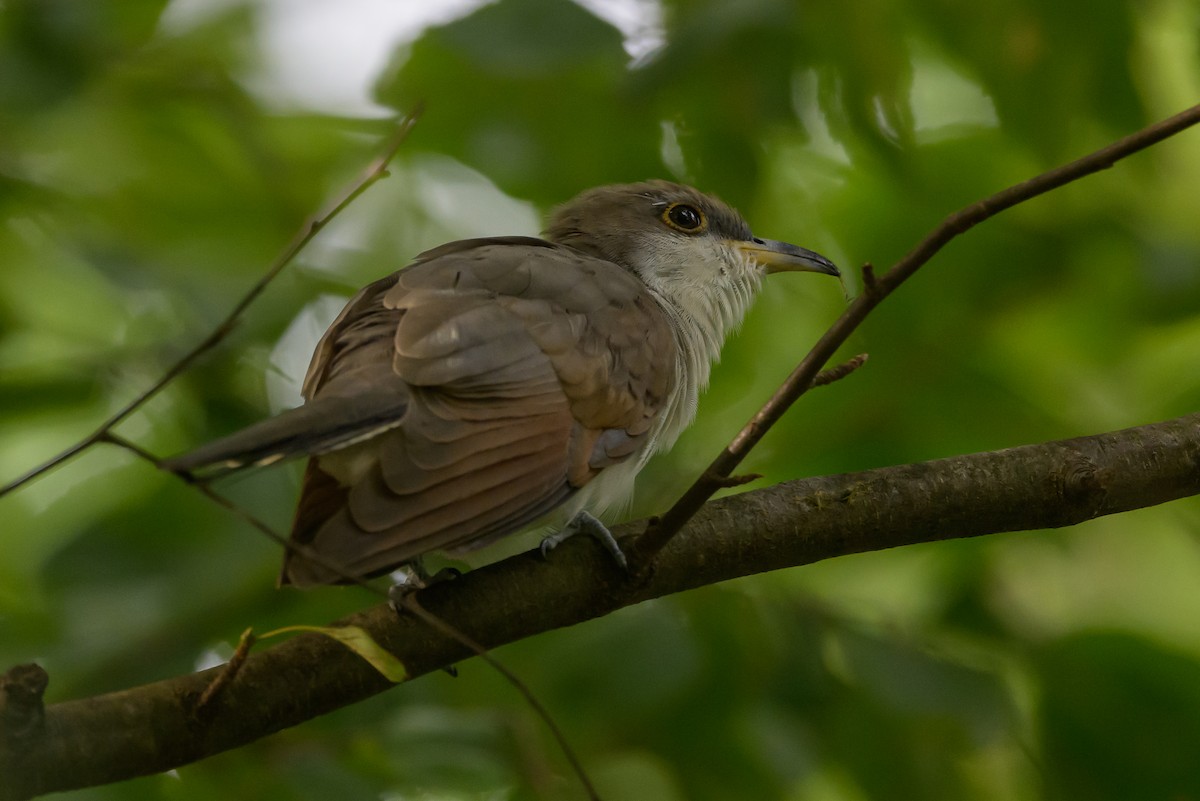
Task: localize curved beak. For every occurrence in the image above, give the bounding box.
[734,238,840,277]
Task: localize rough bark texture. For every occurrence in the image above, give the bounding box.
[2,412,1198,799]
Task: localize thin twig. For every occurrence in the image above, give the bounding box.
[396,593,604,801]
[632,101,1200,567]
[0,108,423,499]
[811,353,869,388]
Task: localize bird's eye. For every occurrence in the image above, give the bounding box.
[663,203,706,233]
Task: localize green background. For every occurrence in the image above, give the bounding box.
[3,0,1200,798]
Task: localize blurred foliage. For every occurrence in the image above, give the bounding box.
[2,0,1200,799]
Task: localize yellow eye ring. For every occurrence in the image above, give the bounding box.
[662,202,707,234]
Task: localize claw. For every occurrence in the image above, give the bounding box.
[540,511,629,571]
[387,563,461,613]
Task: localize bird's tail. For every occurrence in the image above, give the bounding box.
[161,392,408,478]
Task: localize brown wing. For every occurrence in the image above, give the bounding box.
[282,237,677,586]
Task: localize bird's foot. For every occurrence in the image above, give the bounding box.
[387,563,461,610]
[540,511,629,571]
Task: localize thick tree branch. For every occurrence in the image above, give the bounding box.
[4,412,1198,799]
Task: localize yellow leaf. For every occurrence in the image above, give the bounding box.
[260,624,408,682]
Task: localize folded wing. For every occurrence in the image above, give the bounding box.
[278,237,677,586]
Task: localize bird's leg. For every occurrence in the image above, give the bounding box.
[540,511,629,571]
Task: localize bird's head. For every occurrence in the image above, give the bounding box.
[544,180,838,332]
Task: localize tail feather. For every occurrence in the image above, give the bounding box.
[162,391,408,477]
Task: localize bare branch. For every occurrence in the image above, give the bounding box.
[631,102,1200,566]
[4,411,1199,799]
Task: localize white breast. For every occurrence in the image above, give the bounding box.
[564,238,765,522]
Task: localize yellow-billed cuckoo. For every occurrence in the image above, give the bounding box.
[165,181,838,586]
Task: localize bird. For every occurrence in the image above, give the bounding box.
[163,180,839,587]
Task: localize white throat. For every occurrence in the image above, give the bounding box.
[636,237,765,458]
